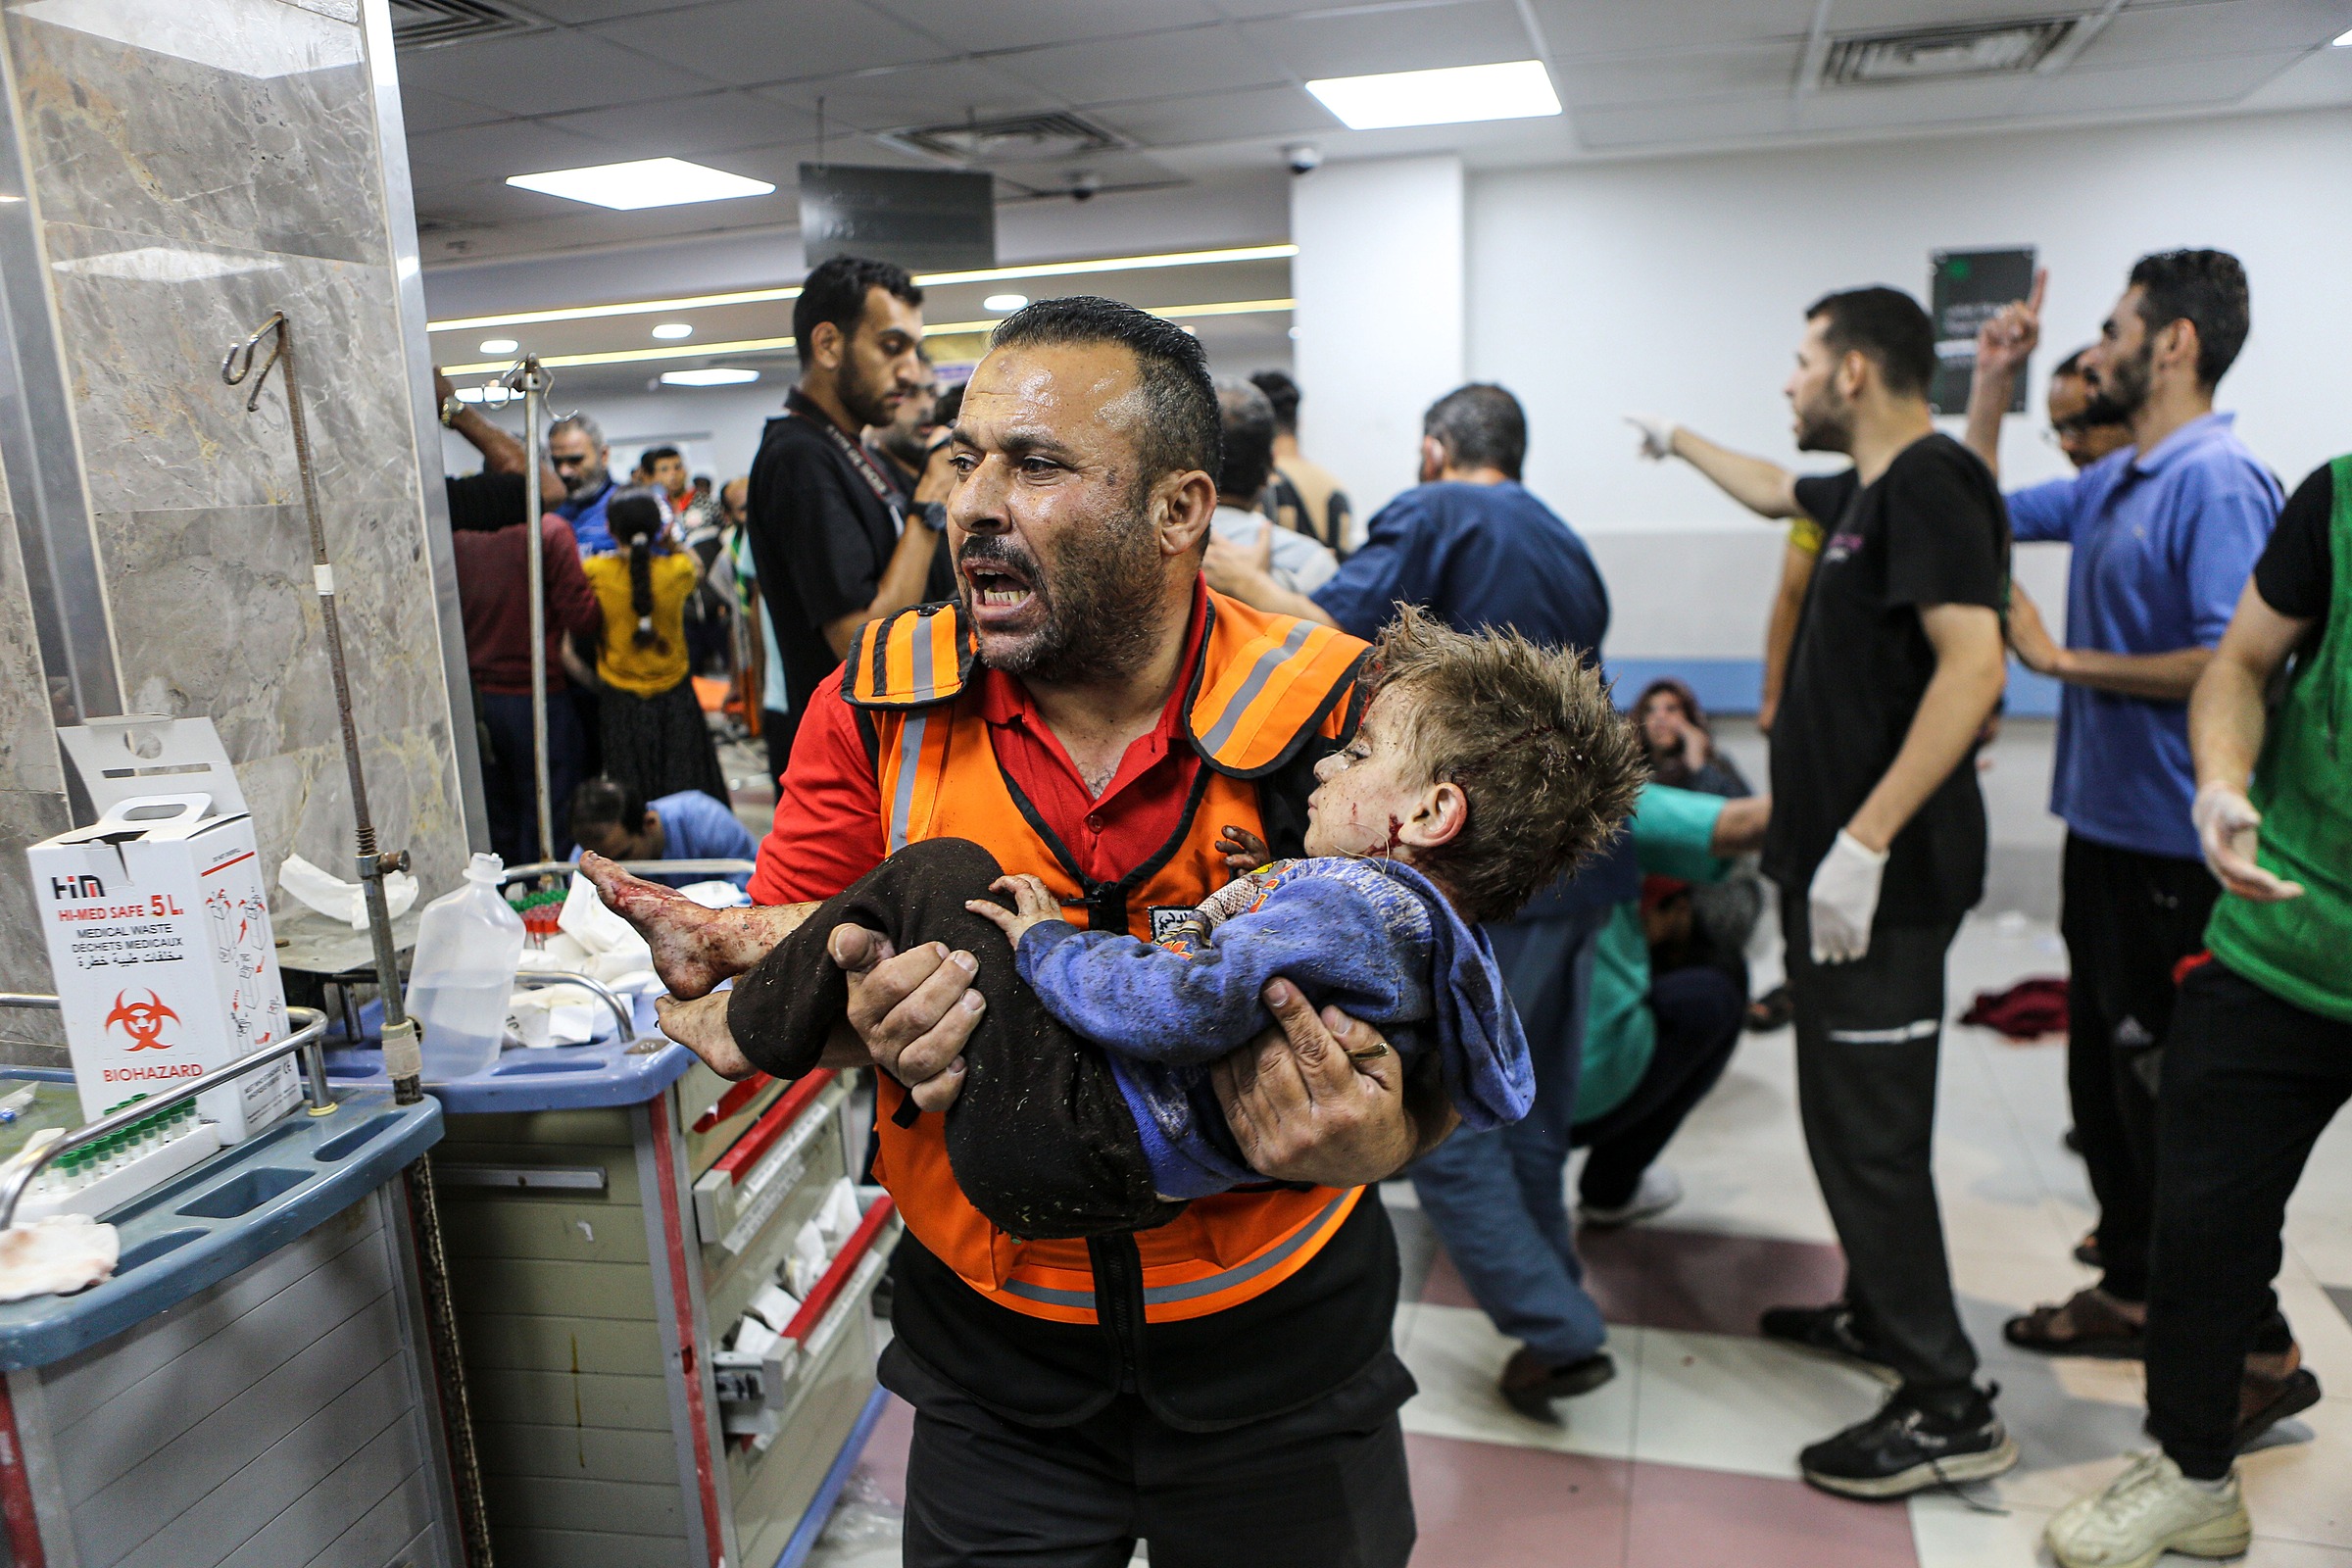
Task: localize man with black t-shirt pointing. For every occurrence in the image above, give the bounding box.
[1751,288,2016,1498]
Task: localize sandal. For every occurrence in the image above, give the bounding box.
[2004,1286,2146,1358]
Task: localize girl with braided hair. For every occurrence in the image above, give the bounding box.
[582,486,729,807]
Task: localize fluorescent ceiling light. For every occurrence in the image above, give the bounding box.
[506,157,776,212]
[652,322,694,340]
[1305,60,1560,130]
[52,246,277,283]
[479,337,517,354]
[2336,25,2352,44]
[983,293,1028,313]
[436,300,1296,376]
[428,244,1298,333]
[455,386,493,404]
[19,0,359,78]
[662,368,761,387]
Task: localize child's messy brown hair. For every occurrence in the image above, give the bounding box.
[1366,605,1647,924]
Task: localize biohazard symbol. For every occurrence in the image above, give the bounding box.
[104,990,179,1052]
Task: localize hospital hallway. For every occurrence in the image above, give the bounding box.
[808,907,2352,1566]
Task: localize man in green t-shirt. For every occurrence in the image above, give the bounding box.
[2048,454,2352,1568]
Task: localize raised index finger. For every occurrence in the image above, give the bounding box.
[2025,267,2048,316]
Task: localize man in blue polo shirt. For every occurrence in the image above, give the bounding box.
[1206,382,1631,1420]
[1963,250,2279,1362]
[550,412,619,556]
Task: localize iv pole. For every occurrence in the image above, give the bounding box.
[222,312,420,1106]
[497,356,557,865]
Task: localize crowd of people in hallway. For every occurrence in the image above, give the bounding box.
[443,243,2347,1568]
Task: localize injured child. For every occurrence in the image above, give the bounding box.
[587,608,1644,1240]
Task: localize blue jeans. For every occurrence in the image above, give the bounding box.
[1409,906,1610,1366]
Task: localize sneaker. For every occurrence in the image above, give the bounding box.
[1497,1346,1616,1423]
[1580,1166,1684,1228]
[1760,1301,1901,1386]
[2046,1451,2250,1568]
[1799,1384,2019,1499]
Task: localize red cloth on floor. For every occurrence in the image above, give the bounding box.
[1959,976,2069,1040]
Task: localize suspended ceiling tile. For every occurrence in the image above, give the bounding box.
[546,90,820,157]
[756,59,1058,130]
[1790,74,2034,134]
[870,0,1222,53]
[993,25,1289,102]
[1571,91,1794,150]
[590,0,949,87]
[1091,82,1342,145]
[396,84,511,135]
[396,27,713,112]
[2069,1,2347,68]
[1238,0,1534,80]
[2013,47,2307,114]
[1823,0,2101,30]
[2234,35,2352,110]
[1530,0,1817,58]
[1559,41,1801,108]
[409,116,613,178]
[502,0,710,18]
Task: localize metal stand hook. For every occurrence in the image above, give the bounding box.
[220,311,289,414]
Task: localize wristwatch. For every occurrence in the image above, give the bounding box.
[439,393,466,427]
[916,500,947,531]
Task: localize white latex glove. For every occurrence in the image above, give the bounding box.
[1808,829,1887,964]
[1625,414,1679,462]
[2192,782,2304,904]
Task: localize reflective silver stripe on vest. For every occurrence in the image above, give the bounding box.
[888,712,928,854]
[910,607,939,703]
[1199,621,1313,758]
[1824,1018,1939,1045]
[994,1187,1354,1310]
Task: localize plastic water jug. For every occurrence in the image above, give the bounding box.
[405,853,523,1081]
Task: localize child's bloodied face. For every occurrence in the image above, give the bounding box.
[1304,688,1463,862]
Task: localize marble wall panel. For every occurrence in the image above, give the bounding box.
[0,494,64,797]
[44,221,419,514]
[0,786,69,1058]
[236,719,469,905]
[3,0,385,267]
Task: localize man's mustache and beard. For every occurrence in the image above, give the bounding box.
[2078,336,2153,427]
[1792,378,1854,455]
[836,353,905,431]
[957,489,1164,687]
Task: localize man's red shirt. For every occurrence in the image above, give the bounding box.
[749,583,1214,905]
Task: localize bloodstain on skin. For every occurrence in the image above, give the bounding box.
[1384,815,1405,857]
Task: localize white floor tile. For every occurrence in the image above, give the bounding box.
[1396,1301,1639,1458]
[1627,1326,1887,1481]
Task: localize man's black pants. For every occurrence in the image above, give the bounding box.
[1573,963,1744,1208]
[897,1355,1416,1567]
[2059,833,2218,1302]
[2147,959,2352,1479]
[1781,897,1977,1392]
[478,690,586,866]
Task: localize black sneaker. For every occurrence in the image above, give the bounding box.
[1799,1385,2019,1499]
[1760,1302,1901,1385]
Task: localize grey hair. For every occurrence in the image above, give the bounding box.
[551,412,606,450]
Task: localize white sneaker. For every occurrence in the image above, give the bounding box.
[2046,1451,2252,1568]
[1580,1166,1683,1228]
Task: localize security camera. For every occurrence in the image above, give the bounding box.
[1067,171,1101,203]
[1284,143,1322,175]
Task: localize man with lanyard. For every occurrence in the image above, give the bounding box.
[2046,451,2351,1565]
[1960,253,2282,1375]
[744,254,956,770]
[653,296,1436,1564]
[1203,381,1631,1420]
[549,412,619,556]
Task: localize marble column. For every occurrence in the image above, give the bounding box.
[0,0,478,1063]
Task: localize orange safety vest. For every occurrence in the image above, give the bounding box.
[842,589,1371,1325]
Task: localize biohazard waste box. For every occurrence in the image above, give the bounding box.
[28,716,301,1141]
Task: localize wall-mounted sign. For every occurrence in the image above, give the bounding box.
[799,164,996,273]
[1930,247,2035,416]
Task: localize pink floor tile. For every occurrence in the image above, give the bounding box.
[1623,1457,1919,1568]
[1420,1225,1849,1339]
[1406,1431,1632,1566]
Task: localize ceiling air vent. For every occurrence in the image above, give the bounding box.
[1823,17,2076,85]
[390,0,539,50]
[881,112,1128,166]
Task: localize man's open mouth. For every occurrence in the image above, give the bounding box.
[963,557,1037,612]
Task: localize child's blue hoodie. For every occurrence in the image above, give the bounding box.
[1012,857,1532,1199]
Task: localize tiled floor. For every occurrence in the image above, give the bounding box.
[807,913,2352,1566]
